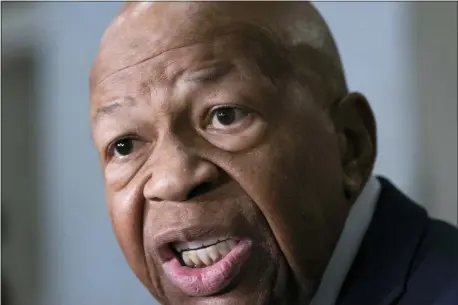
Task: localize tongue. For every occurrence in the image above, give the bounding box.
[181,239,238,268]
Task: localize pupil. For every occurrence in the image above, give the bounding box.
[115,139,133,156]
[216,108,236,125]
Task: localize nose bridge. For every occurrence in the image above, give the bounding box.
[144,133,217,202]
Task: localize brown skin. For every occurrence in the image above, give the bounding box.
[90,2,376,305]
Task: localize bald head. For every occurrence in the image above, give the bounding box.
[91,2,347,104]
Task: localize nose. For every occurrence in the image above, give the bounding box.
[143,139,219,202]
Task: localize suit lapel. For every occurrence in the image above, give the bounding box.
[336,177,429,305]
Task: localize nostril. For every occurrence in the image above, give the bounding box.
[187,182,214,200]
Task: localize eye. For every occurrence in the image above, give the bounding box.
[208,106,251,130]
[107,137,143,159]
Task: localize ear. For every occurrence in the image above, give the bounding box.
[330,92,377,201]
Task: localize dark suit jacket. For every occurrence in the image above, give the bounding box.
[337,177,458,305]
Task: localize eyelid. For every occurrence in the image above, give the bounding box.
[206,104,250,117]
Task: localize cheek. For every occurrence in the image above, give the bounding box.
[232,120,343,210]
[228,118,346,293]
[104,157,148,191]
[106,186,158,297]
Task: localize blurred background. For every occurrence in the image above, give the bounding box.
[1,2,457,305]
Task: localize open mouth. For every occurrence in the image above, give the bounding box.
[171,237,240,268]
[159,234,252,297]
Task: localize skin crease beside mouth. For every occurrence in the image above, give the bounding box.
[90,2,377,305]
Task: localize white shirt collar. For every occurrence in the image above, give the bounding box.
[309,176,381,305]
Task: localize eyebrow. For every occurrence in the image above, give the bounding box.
[93,97,136,124]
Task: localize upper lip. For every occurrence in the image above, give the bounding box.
[152,225,241,263]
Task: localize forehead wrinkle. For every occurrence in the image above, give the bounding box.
[94,40,207,89]
[91,5,284,89]
[93,24,281,93]
[92,4,211,88]
[92,96,136,125]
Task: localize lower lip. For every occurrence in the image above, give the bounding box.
[162,239,252,297]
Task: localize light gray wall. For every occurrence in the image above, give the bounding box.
[2,2,456,305]
[410,2,457,227]
[2,52,40,305]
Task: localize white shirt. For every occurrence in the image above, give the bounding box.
[309,176,382,305]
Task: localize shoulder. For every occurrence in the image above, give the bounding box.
[417,219,458,265]
[337,177,457,305]
[401,218,458,305]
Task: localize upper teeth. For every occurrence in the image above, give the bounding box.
[172,238,239,268]
[173,238,224,253]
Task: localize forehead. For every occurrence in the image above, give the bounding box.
[91,27,288,112]
[91,42,233,106]
[92,3,224,83]
[89,2,299,87]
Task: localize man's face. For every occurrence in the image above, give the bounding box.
[91,6,352,304]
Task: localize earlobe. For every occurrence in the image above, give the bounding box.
[331,92,377,200]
